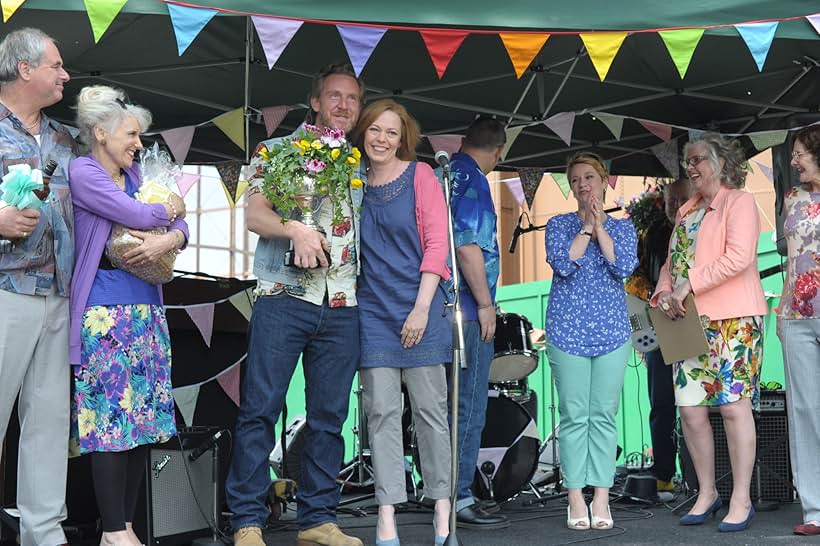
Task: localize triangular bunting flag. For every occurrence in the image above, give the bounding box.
[175,172,201,197]
[186,304,215,347]
[580,32,628,81]
[651,139,680,178]
[639,120,672,142]
[251,16,302,69]
[173,384,200,427]
[735,22,778,71]
[216,160,244,206]
[658,28,705,79]
[593,112,624,140]
[419,29,469,79]
[809,14,820,36]
[212,107,246,151]
[501,125,525,160]
[235,180,250,203]
[261,105,289,137]
[337,25,387,76]
[753,159,774,182]
[1,0,26,22]
[167,3,217,56]
[544,112,575,146]
[160,125,195,165]
[503,177,525,207]
[427,134,463,156]
[688,128,706,142]
[499,33,550,78]
[748,130,788,151]
[217,364,241,407]
[550,173,571,199]
[517,167,544,209]
[229,288,254,322]
[608,175,618,189]
[83,0,128,43]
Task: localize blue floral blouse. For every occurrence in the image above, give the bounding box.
[545,213,638,356]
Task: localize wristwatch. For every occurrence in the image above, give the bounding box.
[578,228,593,237]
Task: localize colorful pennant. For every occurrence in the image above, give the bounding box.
[426,134,463,156]
[337,25,387,76]
[753,159,773,182]
[186,303,215,347]
[608,175,618,189]
[212,107,245,151]
[544,112,575,146]
[160,125,195,164]
[419,29,469,79]
[748,130,787,151]
[229,288,254,321]
[216,364,241,407]
[1,0,26,22]
[550,172,571,199]
[262,105,289,137]
[580,32,628,81]
[501,125,525,161]
[688,128,706,142]
[517,167,544,209]
[650,139,680,178]
[503,176,525,207]
[735,21,778,71]
[809,14,820,36]
[593,112,624,140]
[499,33,550,78]
[658,28,705,79]
[216,160,244,206]
[639,119,672,142]
[251,16,303,69]
[173,384,200,427]
[175,172,201,197]
[83,0,127,43]
[167,2,217,56]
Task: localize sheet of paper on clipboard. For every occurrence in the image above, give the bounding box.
[647,293,709,365]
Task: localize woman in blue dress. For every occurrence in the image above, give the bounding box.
[352,99,452,546]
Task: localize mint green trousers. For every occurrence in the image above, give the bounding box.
[547,342,630,489]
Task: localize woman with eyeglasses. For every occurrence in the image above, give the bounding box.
[776,124,820,537]
[68,85,188,546]
[651,133,767,533]
[545,152,637,531]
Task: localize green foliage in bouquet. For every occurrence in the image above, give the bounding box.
[624,184,666,235]
[258,124,363,226]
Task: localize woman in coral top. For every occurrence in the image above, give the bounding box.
[652,133,766,533]
[777,124,820,537]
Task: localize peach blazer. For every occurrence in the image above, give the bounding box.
[651,187,768,321]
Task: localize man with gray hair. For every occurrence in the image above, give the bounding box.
[0,27,75,546]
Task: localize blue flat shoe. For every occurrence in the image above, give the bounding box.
[375,536,400,546]
[679,496,722,526]
[718,505,755,532]
[434,517,448,545]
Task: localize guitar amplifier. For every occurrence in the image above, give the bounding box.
[681,390,794,502]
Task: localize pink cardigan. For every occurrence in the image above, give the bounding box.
[651,187,767,321]
[413,162,451,281]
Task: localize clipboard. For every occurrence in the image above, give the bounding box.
[647,293,709,364]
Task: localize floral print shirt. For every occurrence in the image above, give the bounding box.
[780,187,820,319]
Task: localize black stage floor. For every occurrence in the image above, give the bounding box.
[261,491,815,546]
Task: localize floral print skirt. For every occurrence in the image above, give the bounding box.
[70,304,177,455]
[673,315,762,410]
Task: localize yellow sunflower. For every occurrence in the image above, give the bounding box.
[84,307,115,337]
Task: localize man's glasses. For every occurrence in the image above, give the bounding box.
[681,155,708,169]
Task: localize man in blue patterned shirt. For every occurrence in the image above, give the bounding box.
[0,28,75,546]
[449,117,509,528]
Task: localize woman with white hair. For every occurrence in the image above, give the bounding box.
[68,85,188,546]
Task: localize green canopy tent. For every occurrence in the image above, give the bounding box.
[2,0,819,175]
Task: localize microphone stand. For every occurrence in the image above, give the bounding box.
[441,161,466,546]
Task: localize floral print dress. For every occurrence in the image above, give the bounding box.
[779,187,820,320]
[668,206,762,408]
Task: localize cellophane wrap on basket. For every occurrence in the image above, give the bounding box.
[105,144,181,284]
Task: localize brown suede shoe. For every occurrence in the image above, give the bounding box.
[234,526,265,546]
[296,522,363,546]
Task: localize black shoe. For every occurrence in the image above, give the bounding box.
[456,505,510,529]
[478,499,501,514]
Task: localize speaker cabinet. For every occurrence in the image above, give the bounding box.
[681,391,794,502]
[135,429,221,545]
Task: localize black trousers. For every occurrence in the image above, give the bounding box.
[645,349,677,482]
[91,445,148,532]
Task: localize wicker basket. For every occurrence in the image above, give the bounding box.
[105,224,175,284]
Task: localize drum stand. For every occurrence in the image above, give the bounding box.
[524,372,567,506]
[337,372,376,496]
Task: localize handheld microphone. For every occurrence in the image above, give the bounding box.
[188,429,224,462]
[435,150,450,171]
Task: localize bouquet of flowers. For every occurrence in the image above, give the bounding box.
[258,124,362,226]
[623,184,666,236]
[105,144,181,284]
[0,163,50,210]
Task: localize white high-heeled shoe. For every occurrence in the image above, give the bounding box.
[590,503,614,530]
[566,504,590,530]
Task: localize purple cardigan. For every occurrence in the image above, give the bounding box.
[69,155,189,365]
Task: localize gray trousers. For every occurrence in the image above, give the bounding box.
[0,290,69,546]
[361,365,451,505]
[779,317,820,523]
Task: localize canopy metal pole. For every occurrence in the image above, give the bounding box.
[98,76,235,112]
[540,50,582,120]
[737,63,815,133]
[244,16,252,163]
[505,73,537,129]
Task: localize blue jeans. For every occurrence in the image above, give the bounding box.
[447,320,493,510]
[225,294,360,530]
[645,348,677,482]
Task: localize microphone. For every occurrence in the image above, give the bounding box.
[188,429,224,462]
[509,224,523,254]
[435,150,450,171]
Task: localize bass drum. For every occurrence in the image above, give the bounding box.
[471,391,539,502]
[490,313,538,382]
